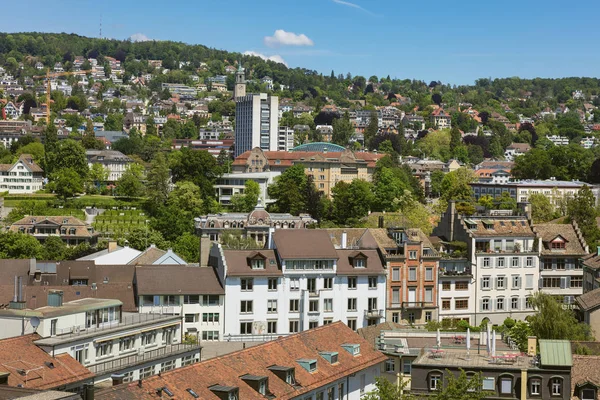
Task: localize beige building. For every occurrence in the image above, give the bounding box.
[576,289,600,339]
[232,147,383,197]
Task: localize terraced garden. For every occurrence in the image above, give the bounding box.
[92,209,149,238]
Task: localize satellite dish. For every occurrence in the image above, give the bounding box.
[30,317,40,330]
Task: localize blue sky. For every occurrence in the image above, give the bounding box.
[3,0,599,84]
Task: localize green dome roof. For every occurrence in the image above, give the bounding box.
[290,142,346,152]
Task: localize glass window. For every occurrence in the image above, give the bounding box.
[496,276,505,289]
[392,288,400,304]
[496,298,504,310]
[430,374,441,390]
[500,378,512,394]
[290,299,299,312]
[409,268,417,281]
[368,276,377,289]
[348,276,357,289]
[482,298,490,311]
[268,278,278,291]
[425,268,433,281]
[403,359,412,374]
[511,298,519,310]
[241,278,253,291]
[385,358,395,372]
[551,378,562,396]
[482,276,490,289]
[392,268,400,281]
[482,377,495,391]
[530,378,541,395]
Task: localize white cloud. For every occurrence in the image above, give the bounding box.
[130,33,151,42]
[331,0,375,15]
[264,30,314,48]
[243,51,287,66]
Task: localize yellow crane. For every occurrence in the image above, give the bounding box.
[32,69,92,125]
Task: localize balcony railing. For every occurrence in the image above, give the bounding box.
[401,301,436,309]
[54,313,179,339]
[88,343,200,375]
[439,267,472,277]
[364,309,384,319]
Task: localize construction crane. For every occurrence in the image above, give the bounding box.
[32,69,92,125]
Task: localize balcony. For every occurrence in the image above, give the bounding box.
[308,291,319,297]
[401,302,436,309]
[364,309,384,319]
[88,343,200,376]
[439,266,472,277]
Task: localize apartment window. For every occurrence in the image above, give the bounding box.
[425,268,433,281]
[267,300,278,313]
[512,275,521,289]
[184,295,200,304]
[347,298,357,311]
[161,360,176,372]
[526,257,533,267]
[185,314,198,323]
[425,288,433,303]
[455,299,468,310]
[139,366,153,379]
[324,298,333,312]
[581,388,596,400]
[571,276,583,288]
[241,300,253,313]
[526,297,533,309]
[307,278,317,293]
[556,259,565,270]
[430,374,441,390]
[482,276,490,289]
[96,342,112,358]
[530,378,541,396]
[141,331,157,346]
[268,278,278,291]
[323,277,333,290]
[289,320,299,333]
[442,299,451,310]
[496,276,506,290]
[327,386,335,400]
[368,276,377,289]
[368,297,378,311]
[483,257,490,267]
[309,299,319,312]
[289,299,299,312]
[551,378,562,396]
[323,319,333,325]
[392,268,400,281]
[497,257,505,268]
[425,311,432,322]
[551,241,566,249]
[354,258,365,268]
[385,358,395,373]
[409,250,417,259]
[392,288,400,304]
[442,282,450,290]
[408,312,415,323]
[482,298,490,311]
[500,378,512,395]
[240,322,253,335]
[496,297,505,311]
[347,318,357,331]
[241,278,254,291]
[543,277,561,288]
[202,331,219,341]
[203,295,220,306]
[348,276,357,289]
[50,319,57,336]
[511,297,519,310]
[251,259,265,269]
[267,321,277,334]
[403,359,412,374]
[392,312,399,323]
[455,281,468,290]
[482,377,495,391]
[408,268,417,281]
[338,383,345,399]
[512,257,519,267]
[119,336,135,352]
[290,278,300,291]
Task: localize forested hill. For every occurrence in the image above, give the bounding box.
[2,32,600,113]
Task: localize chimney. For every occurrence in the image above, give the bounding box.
[107,241,118,253]
[138,379,143,388]
[527,336,537,356]
[84,383,94,400]
[378,215,384,228]
[520,369,528,400]
[199,233,211,267]
[341,231,347,249]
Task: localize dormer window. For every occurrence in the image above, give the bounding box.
[297,359,317,373]
[268,365,296,385]
[341,343,360,356]
[240,374,269,395]
[251,259,265,269]
[551,241,565,249]
[354,259,365,268]
[319,351,339,364]
[209,385,239,400]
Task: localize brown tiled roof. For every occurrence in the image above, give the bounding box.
[223,249,282,276]
[135,266,223,295]
[466,218,535,237]
[576,288,600,311]
[95,322,386,400]
[18,153,44,173]
[571,355,600,394]
[0,334,93,389]
[336,249,385,276]
[507,142,531,151]
[127,246,167,265]
[273,230,338,259]
[583,253,600,271]
[534,223,588,256]
[9,216,95,238]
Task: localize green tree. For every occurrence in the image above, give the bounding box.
[53,139,89,178]
[331,180,374,226]
[373,167,408,212]
[332,112,353,146]
[364,111,379,150]
[116,163,146,197]
[43,236,68,260]
[17,142,44,163]
[172,232,200,263]
[230,180,260,212]
[429,370,491,400]
[529,193,555,223]
[268,164,307,214]
[125,227,169,250]
[47,168,84,200]
[43,122,59,174]
[146,153,171,208]
[362,376,413,400]
[82,120,103,149]
[440,168,475,203]
[430,170,445,198]
[449,126,462,152]
[146,117,157,136]
[0,232,44,259]
[151,181,206,241]
[512,148,553,180]
[496,191,516,211]
[169,147,222,201]
[417,129,452,161]
[567,185,600,246]
[529,292,592,341]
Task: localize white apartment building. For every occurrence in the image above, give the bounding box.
[0,293,200,384]
[0,153,44,194]
[211,229,386,337]
[438,259,476,323]
[135,265,225,342]
[278,126,295,151]
[547,135,570,146]
[86,150,133,183]
[214,171,281,205]
[234,93,279,157]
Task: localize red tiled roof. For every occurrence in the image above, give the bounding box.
[96,322,386,400]
[0,334,93,389]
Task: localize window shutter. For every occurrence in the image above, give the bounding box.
[538,277,543,288]
[566,276,571,288]
[518,277,522,289]
[560,277,566,289]
[480,299,484,312]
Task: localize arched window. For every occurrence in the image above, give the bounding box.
[549,377,563,397]
[427,370,443,391]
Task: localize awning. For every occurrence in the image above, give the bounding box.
[94,333,136,343]
[140,322,180,333]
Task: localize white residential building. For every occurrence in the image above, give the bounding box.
[86,150,133,182]
[211,229,387,337]
[278,126,295,151]
[437,259,476,323]
[214,171,281,205]
[0,153,44,194]
[581,137,597,149]
[0,294,200,384]
[234,93,279,157]
[547,135,570,146]
[135,265,225,342]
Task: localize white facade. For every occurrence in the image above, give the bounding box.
[214,171,281,205]
[471,236,540,325]
[0,157,44,194]
[581,137,596,149]
[547,135,570,146]
[234,93,279,157]
[86,150,133,182]
[437,260,476,323]
[278,126,295,151]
